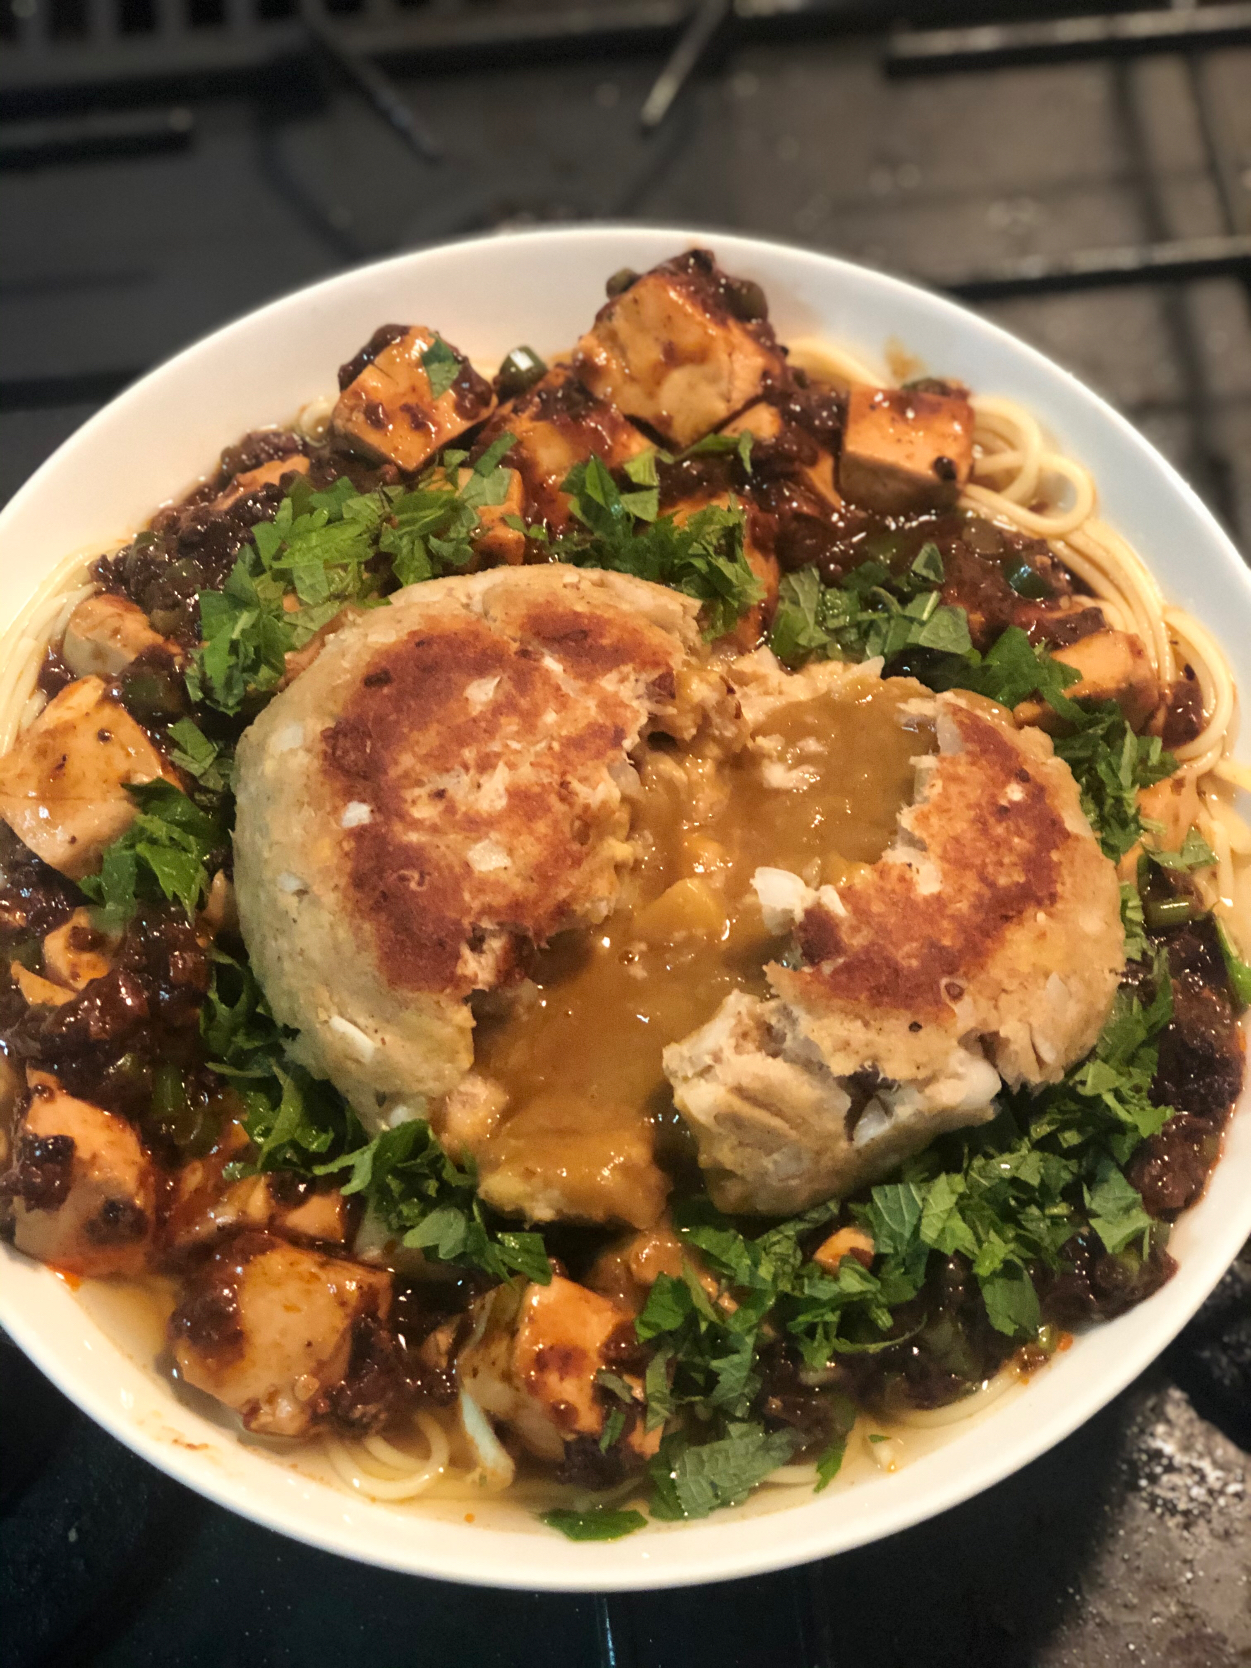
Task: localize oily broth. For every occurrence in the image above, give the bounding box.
[473,679,935,1205]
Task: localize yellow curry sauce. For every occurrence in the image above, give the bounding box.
[473,679,936,1223]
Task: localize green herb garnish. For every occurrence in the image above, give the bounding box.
[79,780,226,929]
[540,1507,648,1542]
[543,456,762,640]
[420,335,461,401]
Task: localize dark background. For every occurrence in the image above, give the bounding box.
[2,5,1251,1663]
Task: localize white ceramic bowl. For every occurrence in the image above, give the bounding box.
[2,226,1249,1591]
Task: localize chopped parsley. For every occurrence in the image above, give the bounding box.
[186,476,386,714]
[167,717,233,796]
[322,1120,552,1284]
[420,335,462,401]
[814,1437,846,1492]
[1143,826,1216,873]
[79,780,226,930]
[202,952,550,1282]
[1053,704,1174,863]
[768,550,972,669]
[649,1423,798,1520]
[539,1507,648,1542]
[536,455,763,640]
[186,450,517,716]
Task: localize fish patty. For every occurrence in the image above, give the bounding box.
[232,566,706,1129]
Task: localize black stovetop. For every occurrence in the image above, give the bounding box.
[2,8,1251,1663]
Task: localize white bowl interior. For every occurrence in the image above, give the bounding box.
[2,226,1250,1591]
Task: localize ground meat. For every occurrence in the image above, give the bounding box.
[1156,665,1206,748]
[1039,1230,1177,1329]
[798,507,1091,653]
[322,1303,459,1434]
[0,823,81,942]
[36,647,76,701]
[770,374,845,454]
[556,1430,642,1490]
[835,1256,1016,1413]
[338,325,410,393]
[1151,916,1243,1123]
[213,429,306,483]
[600,1318,652,1378]
[1129,1113,1224,1217]
[168,1242,246,1359]
[937,534,1089,652]
[7,904,221,1155]
[85,1194,149,1244]
[755,1345,856,1456]
[0,1129,75,1210]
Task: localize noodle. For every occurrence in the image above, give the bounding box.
[322,1409,450,1501]
[892,1365,1021,1429]
[961,387,1251,949]
[0,549,100,756]
[786,335,885,389]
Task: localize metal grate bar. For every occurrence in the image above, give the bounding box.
[887,2,1251,74]
[0,0,878,106]
[946,233,1251,300]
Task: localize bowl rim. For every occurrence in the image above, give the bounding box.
[2,221,1250,1592]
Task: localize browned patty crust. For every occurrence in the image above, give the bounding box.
[795,700,1070,1022]
[321,596,685,996]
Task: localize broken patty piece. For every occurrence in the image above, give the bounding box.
[331,324,495,473]
[664,685,1125,1213]
[839,384,974,514]
[664,988,1001,1216]
[470,365,650,537]
[575,250,788,450]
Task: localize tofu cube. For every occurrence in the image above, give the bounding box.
[212,453,310,512]
[332,324,495,473]
[170,1234,392,1437]
[0,676,171,880]
[473,365,650,536]
[839,384,973,513]
[61,593,172,679]
[1015,628,1160,733]
[575,251,787,449]
[512,1276,628,1440]
[7,1087,156,1278]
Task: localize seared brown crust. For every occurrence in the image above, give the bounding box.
[797,705,1067,1022]
[232,565,704,1127]
[321,596,687,996]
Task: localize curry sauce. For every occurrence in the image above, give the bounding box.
[472,679,935,1225]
